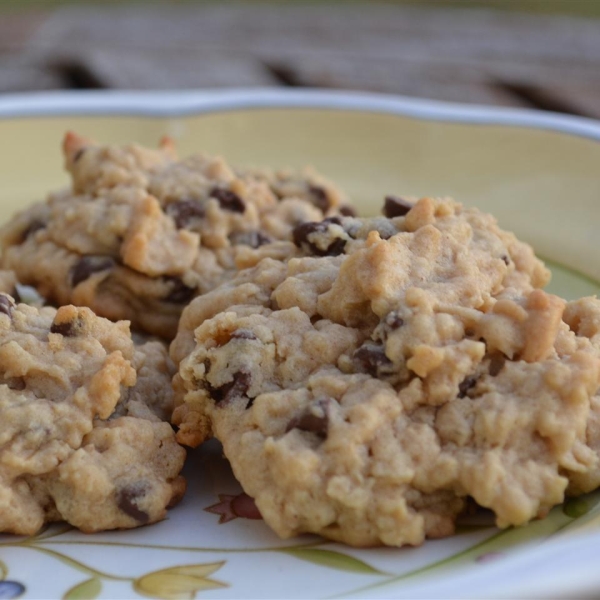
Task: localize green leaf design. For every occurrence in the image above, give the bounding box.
[63,578,102,600]
[281,548,383,575]
[0,559,7,580]
[563,497,591,519]
[331,503,581,599]
[134,562,227,600]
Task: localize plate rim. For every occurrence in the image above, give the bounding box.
[356,528,600,599]
[0,87,600,143]
[2,87,600,599]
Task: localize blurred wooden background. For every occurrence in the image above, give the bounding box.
[1,1,600,118]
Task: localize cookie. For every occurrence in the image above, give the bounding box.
[172,197,600,547]
[0,292,185,535]
[0,133,350,338]
[170,196,549,371]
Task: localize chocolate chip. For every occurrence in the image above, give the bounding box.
[0,294,14,317]
[323,238,346,256]
[501,254,510,265]
[164,277,196,304]
[73,148,86,163]
[384,311,404,329]
[488,354,506,377]
[293,222,318,249]
[458,376,477,398]
[209,370,251,405]
[383,196,413,218]
[50,317,82,337]
[286,398,332,438]
[20,219,46,243]
[165,199,206,229]
[50,321,74,336]
[210,187,245,213]
[230,329,257,341]
[374,312,404,344]
[339,205,357,217]
[353,344,393,377]
[228,230,272,248]
[70,256,115,287]
[116,484,150,524]
[292,221,347,257]
[308,184,330,213]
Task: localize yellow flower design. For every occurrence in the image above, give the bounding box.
[134,562,227,600]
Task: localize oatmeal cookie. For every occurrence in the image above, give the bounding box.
[0,294,185,535]
[171,196,549,369]
[0,133,350,338]
[172,197,600,547]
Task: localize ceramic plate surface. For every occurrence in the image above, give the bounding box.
[1,89,600,600]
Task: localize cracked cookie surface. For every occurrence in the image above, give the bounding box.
[0,133,349,339]
[0,285,185,535]
[173,197,600,547]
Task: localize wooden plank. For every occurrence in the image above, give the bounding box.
[52,48,277,89]
[31,5,600,65]
[0,10,47,52]
[268,55,521,106]
[265,53,600,114]
[495,83,600,119]
[19,4,600,115]
[0,57,63,92]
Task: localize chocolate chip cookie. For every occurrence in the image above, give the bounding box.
[0,133,349,339]
[172,197,600,547]
[0,290,185,535]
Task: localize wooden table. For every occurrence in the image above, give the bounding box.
[1,3,600,119]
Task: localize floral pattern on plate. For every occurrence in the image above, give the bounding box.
[2,443,600,599]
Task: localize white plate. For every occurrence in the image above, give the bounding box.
[1,89,600,600]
